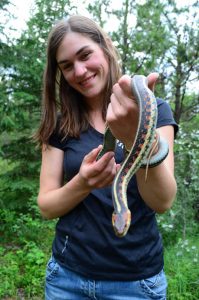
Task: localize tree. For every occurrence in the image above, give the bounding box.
[160,1,199,230]
[87,0,110,27]
[0,0,71,212]
[161,0,199,124]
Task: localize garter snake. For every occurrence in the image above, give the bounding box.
[97,75,158,237]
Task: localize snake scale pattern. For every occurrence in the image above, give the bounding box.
[97,75,158,237]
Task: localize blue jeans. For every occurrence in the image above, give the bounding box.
[45,256,167,300]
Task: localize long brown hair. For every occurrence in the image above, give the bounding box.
[35,15,122,146]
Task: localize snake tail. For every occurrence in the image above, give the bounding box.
[96,126,116,160]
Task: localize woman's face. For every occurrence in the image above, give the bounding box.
[56,32,109,103]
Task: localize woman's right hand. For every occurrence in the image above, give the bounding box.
[79,145,119,189]
[37,145,119,219]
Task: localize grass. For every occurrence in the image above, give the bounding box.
[165,237,199,300]
[0,212,54,300]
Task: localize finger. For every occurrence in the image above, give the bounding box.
[93,162,117,188]
[81,152,115,187]
[98,177,114,188]
[94,151,115,173]
[110,82,136,118]
[109,92,123,116]
[147,72,159,92]
[116,164,121,172]
[97,156,116,175]
[106,91,124,124]
[84,145,103,163]
[118,75,132,98]
[117,76,139,109]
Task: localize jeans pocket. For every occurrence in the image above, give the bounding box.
[46,255,59,282]
[140,269,167,299]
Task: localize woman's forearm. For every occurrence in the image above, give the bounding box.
[136,161,177,213]
[37,173,91,219]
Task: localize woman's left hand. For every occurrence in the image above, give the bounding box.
[106,73,159,149]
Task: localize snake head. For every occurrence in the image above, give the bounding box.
[112,210,131,237]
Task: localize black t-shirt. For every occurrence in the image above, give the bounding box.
[49,98,178,280]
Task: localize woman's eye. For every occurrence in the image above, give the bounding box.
[81,51,91,60]
[63,64,72,71]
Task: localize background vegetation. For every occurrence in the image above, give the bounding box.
[0,0,198,299]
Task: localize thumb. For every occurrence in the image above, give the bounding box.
[118,75,132,97]
[116,164,121,172]
[147,72,159,92]
[84,145,103,163]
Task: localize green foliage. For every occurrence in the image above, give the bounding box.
[87,0,110,27]
[0,208,55,299]
[0,0,10,10]
[0,0,71,215]
[157,114,199,247]
[0,247,20,298]
[0,243,45,298]
[0,142,40,213]
[165,238,199,300]
[132,0,169,74]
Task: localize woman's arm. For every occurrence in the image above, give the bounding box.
[107,74,177,213]
[136,125,177,213]
[37,145,117,219]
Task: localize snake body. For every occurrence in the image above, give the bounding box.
[97,75,158,237]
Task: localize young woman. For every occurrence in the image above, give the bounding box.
[36,15,178,300]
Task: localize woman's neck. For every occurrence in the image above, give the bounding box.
[88,108,106,134]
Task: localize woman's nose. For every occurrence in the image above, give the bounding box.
[74,61,87,77]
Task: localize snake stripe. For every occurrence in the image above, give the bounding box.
[97,75,158,237]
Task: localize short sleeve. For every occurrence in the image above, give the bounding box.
[156,98,178,137]
[48,116,66,150]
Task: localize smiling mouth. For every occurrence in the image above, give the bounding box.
[80,74,96,87]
